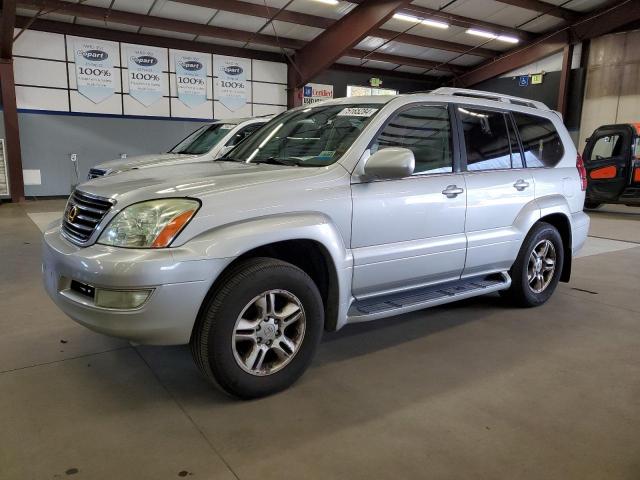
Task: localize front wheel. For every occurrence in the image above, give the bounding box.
[502,222,564,307]
[191,258,324,399]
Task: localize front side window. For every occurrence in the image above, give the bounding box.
[458,107,515,171]
[370,105,453,175]
[512,112,564,167]
[170,123,235,155]
[223,104,382,167]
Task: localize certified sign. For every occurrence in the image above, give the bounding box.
[303,83,333,105]
[74,40,116,103]
[176,53,208,108]
[127,46,164,107]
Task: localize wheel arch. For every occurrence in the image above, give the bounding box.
[538,212,572,282]
[189,213,352,333]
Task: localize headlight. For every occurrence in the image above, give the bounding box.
[98,198,200,248]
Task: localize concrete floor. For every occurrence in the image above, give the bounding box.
[1,200,639,480]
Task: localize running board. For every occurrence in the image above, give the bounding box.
[347,273,511,323]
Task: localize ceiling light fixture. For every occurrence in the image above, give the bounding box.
[393,13,420,22]
[312,0,339,4]
[466,28,519,43]
[421,18,449,29]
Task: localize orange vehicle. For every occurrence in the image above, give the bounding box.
[583,123,640,209]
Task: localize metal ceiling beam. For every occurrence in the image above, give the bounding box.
[171,0,498,57]
[291,0,414,88]
[13,15,287,62]
[1,0,18,58]
[455,0,640,87]
[493,0,579,21]
[347,49,467,75]
[370,2,536,40]
[17,0,304,49]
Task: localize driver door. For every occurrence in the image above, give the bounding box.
[350,104,467,299]
[584,126,633,201]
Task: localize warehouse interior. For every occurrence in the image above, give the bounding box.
[1,0,639,478]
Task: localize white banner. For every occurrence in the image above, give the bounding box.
[74,40,116,104]
[303,83,333,105]
[215,57,249,112]
[175,53,208,108]
[127,46,164,107]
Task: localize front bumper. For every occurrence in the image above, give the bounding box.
[42,223,229,345]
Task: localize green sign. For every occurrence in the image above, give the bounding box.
[531,73,543,85]
[370,77,383,87]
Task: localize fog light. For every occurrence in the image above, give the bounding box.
[94,288,153,309]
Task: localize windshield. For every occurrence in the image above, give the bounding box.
[169,123,235,155]
[222,104,382,167]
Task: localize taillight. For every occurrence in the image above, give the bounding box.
[577,153,587,191]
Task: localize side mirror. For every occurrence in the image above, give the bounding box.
[364,147,415,180]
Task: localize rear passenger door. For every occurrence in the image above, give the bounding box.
[456,105,534,278]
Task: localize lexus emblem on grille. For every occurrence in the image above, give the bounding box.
[67,205,79,223]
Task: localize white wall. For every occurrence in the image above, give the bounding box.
[12,29,287,120]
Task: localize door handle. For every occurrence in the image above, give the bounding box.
[513,179,530,191]
[442,185,464,198]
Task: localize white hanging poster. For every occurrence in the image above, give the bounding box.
[215,57,249,111]
[127,45,164,106]
[303,83,333,105]
[175,53,208,108]
[74,40,116,103]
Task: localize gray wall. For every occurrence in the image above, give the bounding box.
[18,112,208,196]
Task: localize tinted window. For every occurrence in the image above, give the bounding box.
[513,112,564,167]
[226,123,263,147]
[459,107,515,171]
[371,105,453,175]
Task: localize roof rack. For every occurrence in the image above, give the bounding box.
[430,87,550,111]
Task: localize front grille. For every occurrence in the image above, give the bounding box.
[88,168,107,179]
[61,190,113,244]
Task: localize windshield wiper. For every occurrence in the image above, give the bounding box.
[251,157,300,166]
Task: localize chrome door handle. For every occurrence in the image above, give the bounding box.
[513,179,530,191]
[442,185,464,198]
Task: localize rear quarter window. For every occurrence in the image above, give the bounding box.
[513,112,564,168]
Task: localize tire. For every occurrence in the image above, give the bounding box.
[191,257,324,399]
[502,222,564,308]
[584,200,602,210]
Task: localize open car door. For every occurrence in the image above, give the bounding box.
[583,125,635,203]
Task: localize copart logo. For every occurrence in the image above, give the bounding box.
[223,65,243,76]
[82,49,108,61]
[180,61,203,71]
[133,55,158,66]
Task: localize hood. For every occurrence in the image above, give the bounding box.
[93,153,200,173]
[79,160,326,206]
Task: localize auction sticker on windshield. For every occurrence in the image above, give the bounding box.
[337,107,378,117]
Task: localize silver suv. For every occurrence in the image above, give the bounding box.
[43,88,590,398]
[87,116,269,178]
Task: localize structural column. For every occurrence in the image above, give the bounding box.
[556,43,574,118]
[0,59,24,202]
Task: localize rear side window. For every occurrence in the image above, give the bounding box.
[371,104,453,175]
[512,112,564,167]
[458,107,517,171]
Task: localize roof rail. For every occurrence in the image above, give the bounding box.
[430,87,550,111]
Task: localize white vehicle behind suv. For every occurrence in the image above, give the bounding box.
[87,116,269,178]
[43,88,590,398]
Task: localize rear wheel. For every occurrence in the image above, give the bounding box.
[191,258,324,399]
[503,222,564,307]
